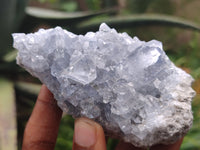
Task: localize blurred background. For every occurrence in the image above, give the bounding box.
[0,0,200,150]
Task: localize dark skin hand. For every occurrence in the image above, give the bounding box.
[22,84,183,150]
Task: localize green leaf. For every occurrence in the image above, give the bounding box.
[22,6,117,31]
[60,1,78,12]
[3,49,17,62]
[14,82,41,99]
[26,6,91,19]
[55,115,74,150]
[0,0,16,58]
[0,0,27,58]
[76,14,200,33]
[0,61,24,76]
[0,78,17,150]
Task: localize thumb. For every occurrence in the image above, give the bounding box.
[73,118,107,150]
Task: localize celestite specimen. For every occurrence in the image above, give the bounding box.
[13,23,196,147]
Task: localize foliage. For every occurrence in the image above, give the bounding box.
[86,0,102,11]
[0,0,200,150]
[55,115,74,150]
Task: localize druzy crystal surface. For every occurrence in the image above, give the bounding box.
[13,23,195,147]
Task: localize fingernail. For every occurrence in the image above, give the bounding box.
[74,118,97,149]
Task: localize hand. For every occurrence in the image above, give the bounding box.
[22,84,183,150]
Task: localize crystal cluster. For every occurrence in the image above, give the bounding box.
[12,23,195,147]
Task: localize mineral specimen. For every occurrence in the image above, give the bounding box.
[12,23,196,147]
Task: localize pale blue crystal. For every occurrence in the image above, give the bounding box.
[12,23,195,147]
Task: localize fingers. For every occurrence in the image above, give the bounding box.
[72,118,183,150]
[22,85,63,150]
[115,141,145,150]
[73,118,107,150]
[150,138,183,150]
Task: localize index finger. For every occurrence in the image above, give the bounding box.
[22,84,63,150]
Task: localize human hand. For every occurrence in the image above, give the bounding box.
[22,84,183,150]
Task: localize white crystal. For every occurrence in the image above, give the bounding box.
[12,23,196,147]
